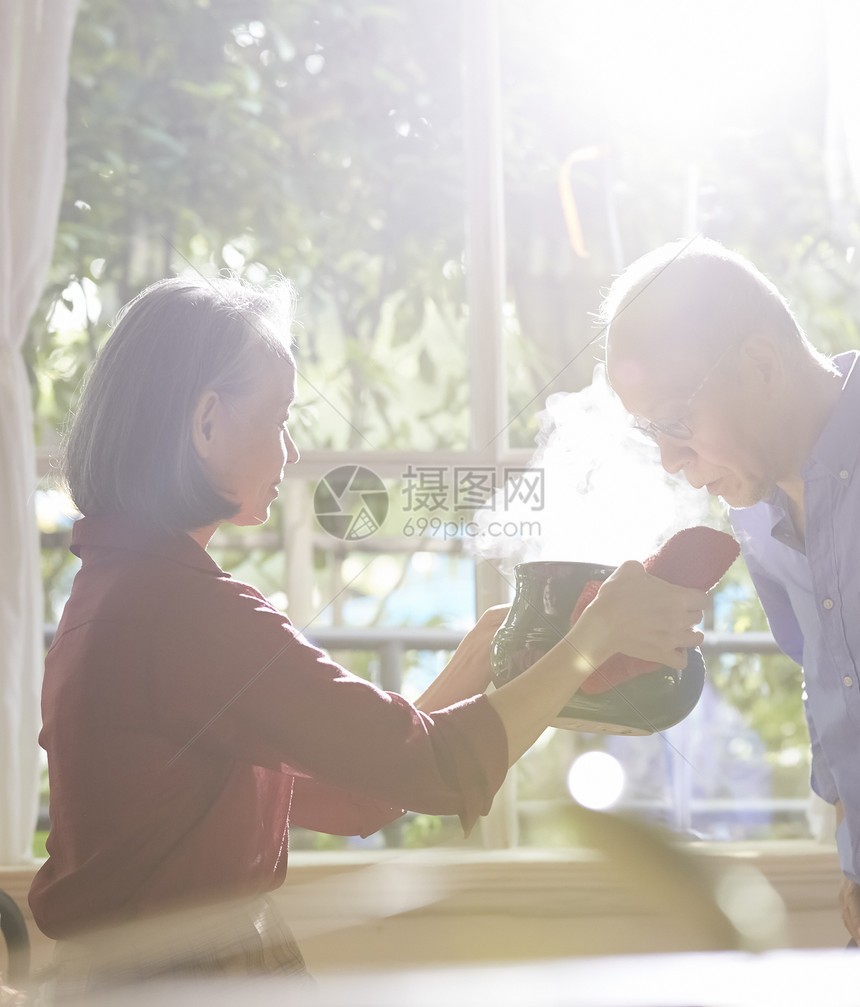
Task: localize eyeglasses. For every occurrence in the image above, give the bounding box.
[631,343,736,442]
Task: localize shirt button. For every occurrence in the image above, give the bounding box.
[845,677,854,688]
[840,470,850,480]
[823,598,834,610]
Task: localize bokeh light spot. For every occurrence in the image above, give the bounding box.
[567,751,625,810]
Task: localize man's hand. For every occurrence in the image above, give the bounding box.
[840,877,860,943]
[834,800,860,943]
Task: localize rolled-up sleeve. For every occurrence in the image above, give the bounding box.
[154,577,509,836]
[422,697,509,834]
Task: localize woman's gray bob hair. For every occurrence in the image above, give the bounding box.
[64,274,296,532]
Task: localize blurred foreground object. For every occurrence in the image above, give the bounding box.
[67,947,857,1007]
[0,890,29,987]
[566,802,786,953]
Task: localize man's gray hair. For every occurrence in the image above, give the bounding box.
[64,274,296,531]
[600,237,812,360]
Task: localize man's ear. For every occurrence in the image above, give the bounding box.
[737,333,784,394]
[191,390,221,459]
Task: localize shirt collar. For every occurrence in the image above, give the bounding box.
[70,513,222,574]
[804,350,860,483]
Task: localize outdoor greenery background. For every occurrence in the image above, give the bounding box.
[30,0,860,850]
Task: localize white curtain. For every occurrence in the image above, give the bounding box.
[0,0,79,865]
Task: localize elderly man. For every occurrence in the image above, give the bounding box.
[602,237,860,943]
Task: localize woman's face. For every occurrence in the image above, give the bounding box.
[195,355,299,528]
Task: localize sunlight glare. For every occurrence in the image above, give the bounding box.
[411,551,436,573]
[516,0,813,150]
[567,750,625,810]
[48,277,102,332]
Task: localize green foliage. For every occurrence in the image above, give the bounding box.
[711,562,811,800]
[32,0,860,454]
[28,0,471,454]
[401,813,446,848]
[310,832,349,852]
[33,0,479,625]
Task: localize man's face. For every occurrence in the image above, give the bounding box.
[606,337,781,508]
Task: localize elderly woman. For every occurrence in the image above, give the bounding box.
[29,276,706,991]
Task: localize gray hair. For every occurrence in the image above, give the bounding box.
[600,237,816,362]
[64,274,296,531]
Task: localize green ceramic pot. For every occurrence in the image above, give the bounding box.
[491,560,705,735]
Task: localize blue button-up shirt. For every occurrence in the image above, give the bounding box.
[730,350,860,881]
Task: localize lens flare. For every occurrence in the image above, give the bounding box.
[567,751,625,810]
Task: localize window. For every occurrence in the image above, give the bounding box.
[34,0,846,855]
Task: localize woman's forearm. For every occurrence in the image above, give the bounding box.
[412,605,508,714]
[487,612,612,765]
[413,670,463,714]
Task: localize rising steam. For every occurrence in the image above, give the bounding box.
[469,366,714,571]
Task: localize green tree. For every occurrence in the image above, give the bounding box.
[28,0,472,454]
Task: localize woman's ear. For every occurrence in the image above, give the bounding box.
[191,390,221,459]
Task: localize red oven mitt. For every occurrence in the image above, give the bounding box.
[570,526,740,694]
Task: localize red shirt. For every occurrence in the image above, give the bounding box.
[29,516,508,939]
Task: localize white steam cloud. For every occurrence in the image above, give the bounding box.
[469,366,713,571]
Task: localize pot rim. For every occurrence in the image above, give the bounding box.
[513,559,618,572]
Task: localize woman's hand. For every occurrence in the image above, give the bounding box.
[413,604,509,712]
[572,560,707,672]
